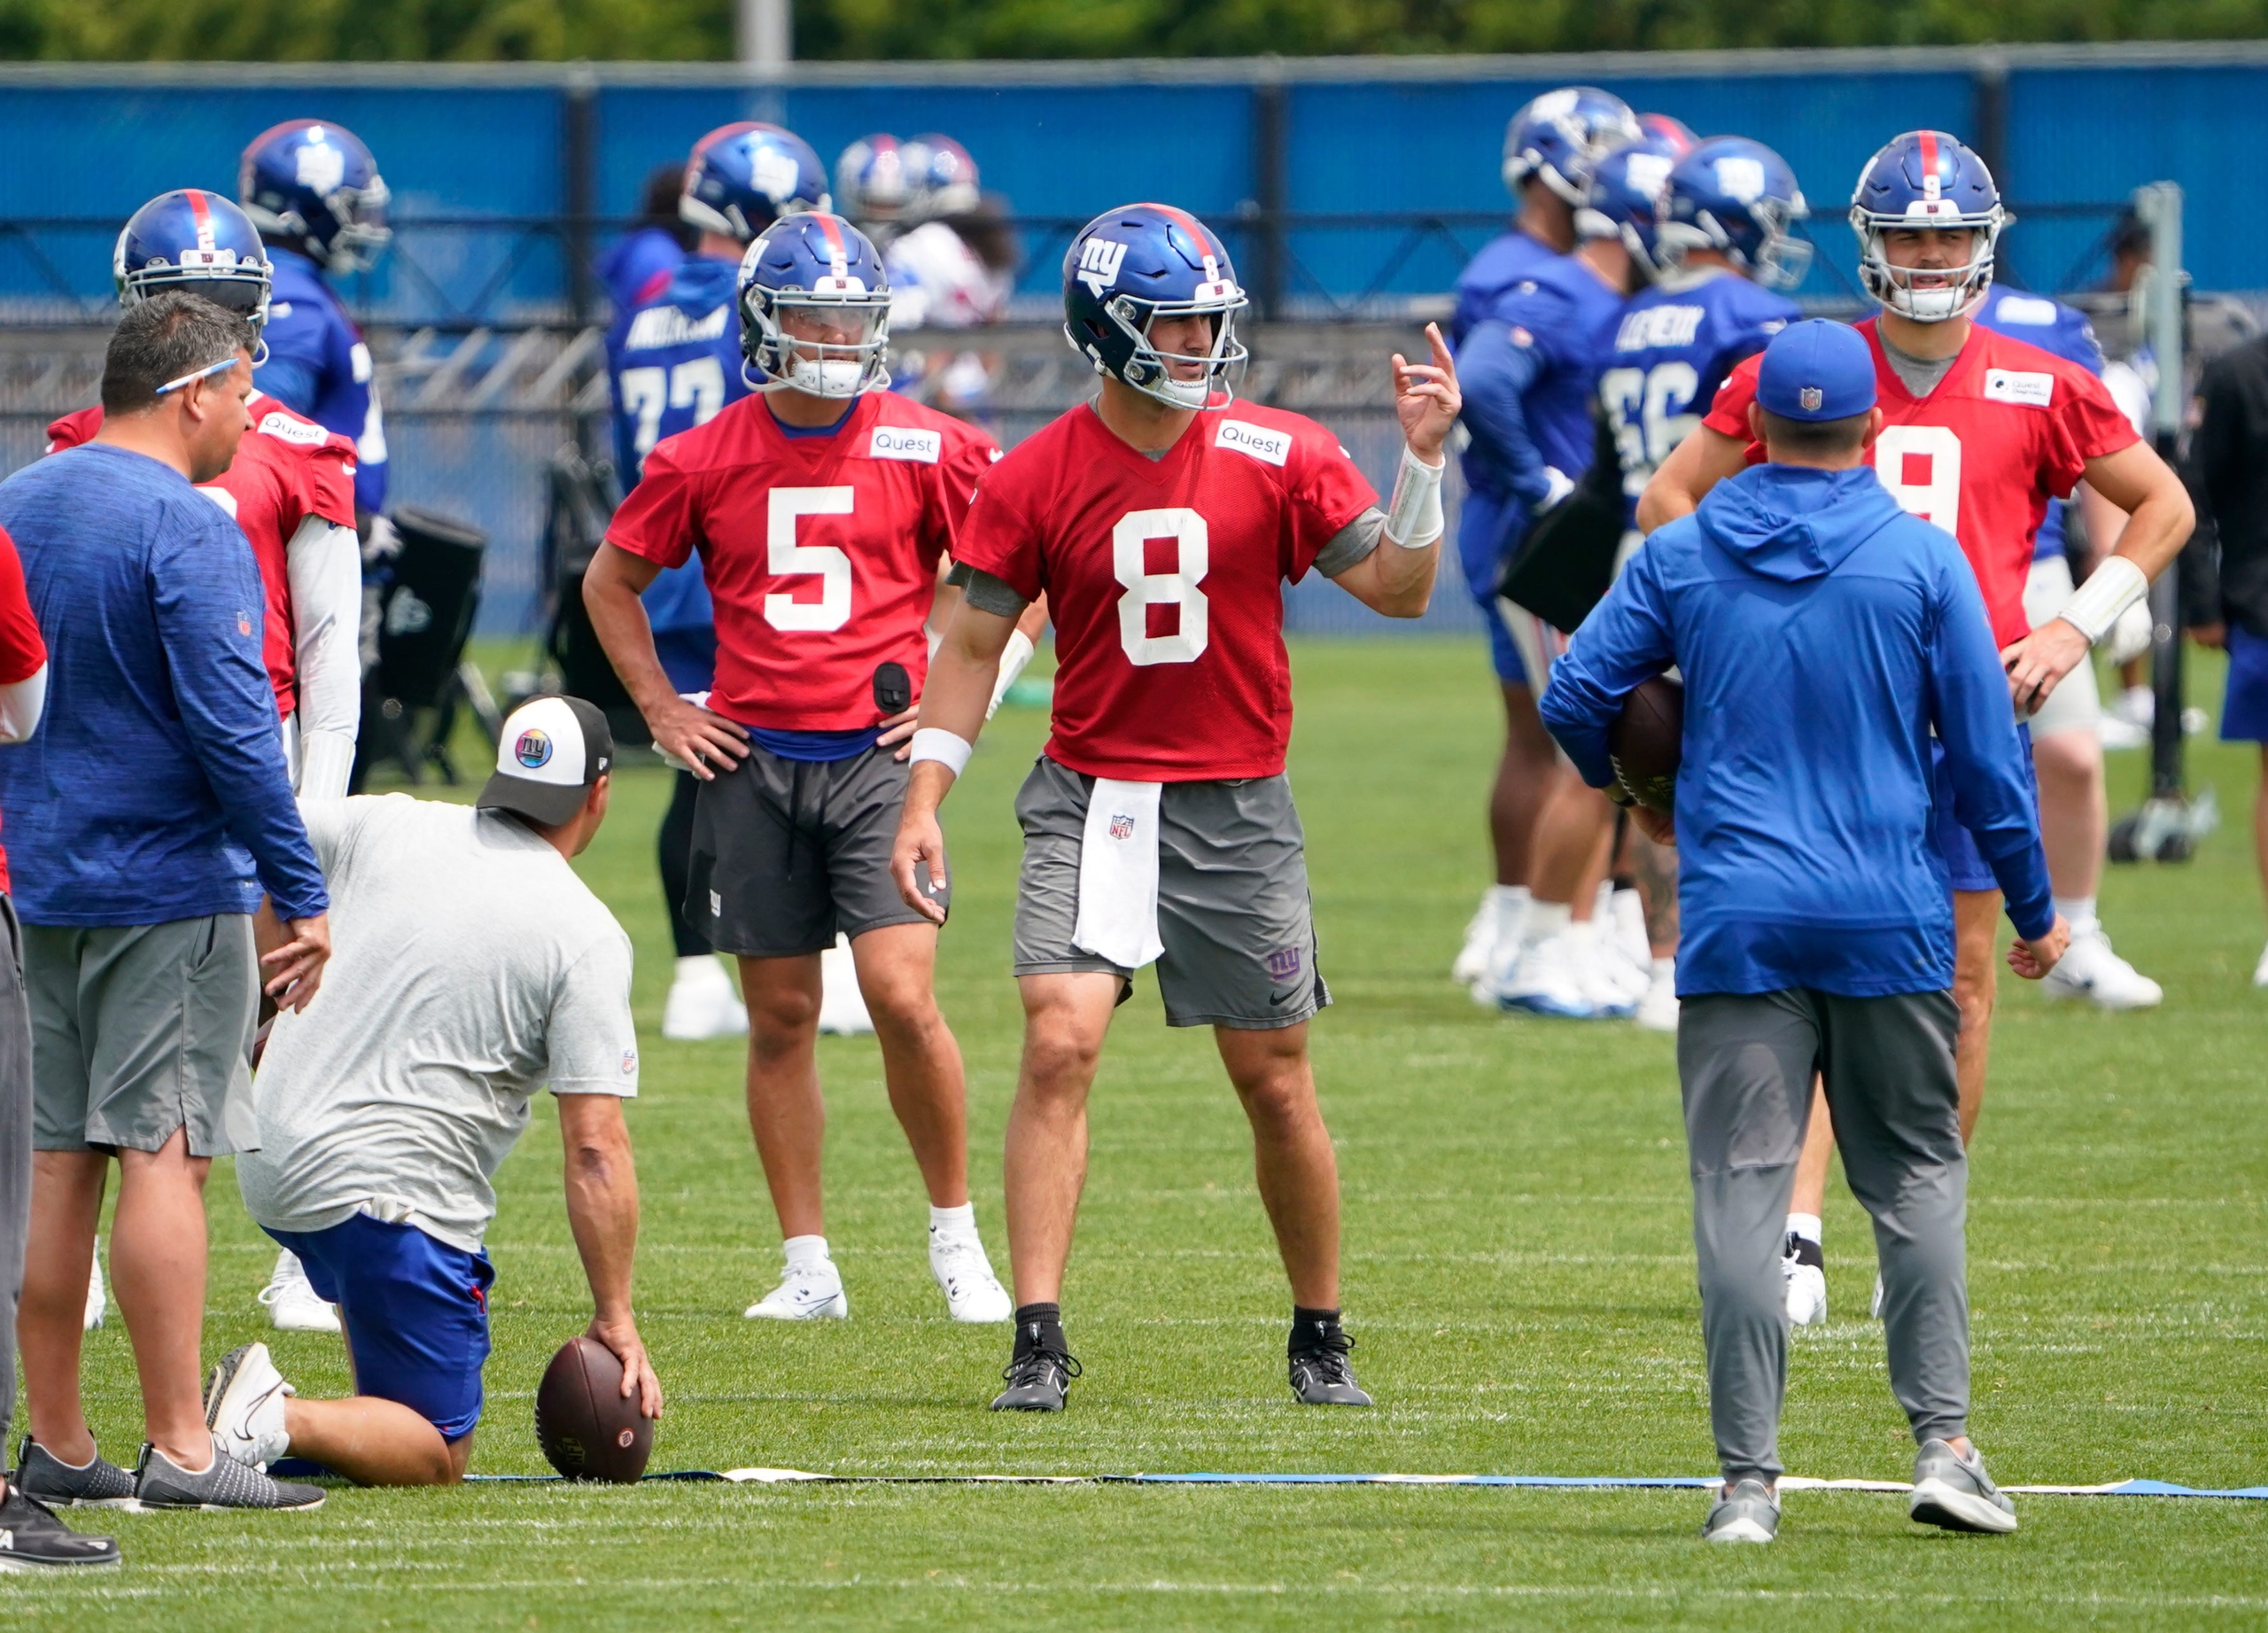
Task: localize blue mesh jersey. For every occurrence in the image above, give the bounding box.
[604,252,751,685]
[1449,226,1561,350]
[1601,269,1799,528]
[1975,288,2109,561]
[254,248,386,513]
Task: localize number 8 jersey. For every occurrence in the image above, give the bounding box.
[954,400,1376,781]
[1701,315,2139,649]
[605,392,1001,729]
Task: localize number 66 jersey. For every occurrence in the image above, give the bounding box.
[954,400,1378,782]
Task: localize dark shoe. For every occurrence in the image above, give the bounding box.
[990,1343,1080,1411]
[0,1484,121,1569]
[12,1436,138,1509]
[1288,1327,1373,1406]
[134,1440,324,1511]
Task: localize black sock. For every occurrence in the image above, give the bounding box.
[1290,1305,1343,1354]
[1014,1302,1064,1356]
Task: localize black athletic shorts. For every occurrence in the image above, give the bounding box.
[687,743,946,959]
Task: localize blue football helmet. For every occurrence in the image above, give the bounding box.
[1659,136,1813,290]
[114,189,273,361]
[901,135,982,222]
[682,122,829,245]
[238,121,391,275]
[1577,136,1687,270]
[738,212,891,398]
[1637,113,1699,157]
[1061,203,1247,412]
[835,134,913,230]
[1850,130,2006,322]
[1503,87,1643,206]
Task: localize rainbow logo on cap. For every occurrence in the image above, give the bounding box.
[515,728,553,768]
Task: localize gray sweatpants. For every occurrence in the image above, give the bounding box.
[0,898,31,1434]
[1677,988,1969,1483]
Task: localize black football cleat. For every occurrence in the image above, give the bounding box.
[990,1343,1080,1412]
[0,1484,121,1570]
[1288,1326,1373,1406]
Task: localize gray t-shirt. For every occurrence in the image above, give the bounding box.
[237,796,639,1253]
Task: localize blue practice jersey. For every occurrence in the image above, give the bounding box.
[605,253,750,679]
[1976,288,2109,561]
[1449,227,1560,350]
[255,249,387,514]
[597,226,687,316]
[1601,269,1799,528]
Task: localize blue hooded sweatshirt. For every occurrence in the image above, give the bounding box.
[1539,462,2054,999]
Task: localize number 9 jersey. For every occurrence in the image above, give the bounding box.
[951,400,1377,782]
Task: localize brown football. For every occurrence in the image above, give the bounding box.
[534,1335,652,1483]
[1608,675,1684,813]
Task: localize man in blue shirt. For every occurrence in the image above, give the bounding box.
[0,292,331,1515]
[1541,321,2067,1545]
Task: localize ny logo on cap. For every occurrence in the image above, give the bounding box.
[1800,386,1824,411]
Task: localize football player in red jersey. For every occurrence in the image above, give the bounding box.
[50,190,364,1341]
[586,212,1016,1326]
[1639,133,2193,1324]
[891,203,1459,1411]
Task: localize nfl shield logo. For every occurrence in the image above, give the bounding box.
[1108,813,1135,841]
[1799,385,1824,412]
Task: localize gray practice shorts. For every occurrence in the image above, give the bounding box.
[1013,756,1329,1030]
[24,914,260,1157]
[688,741,945,960]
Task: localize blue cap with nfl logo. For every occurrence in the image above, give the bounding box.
[478,694,614,827]
[1757,318,1876,422]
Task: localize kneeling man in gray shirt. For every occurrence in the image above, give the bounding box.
[214,696,656,1486]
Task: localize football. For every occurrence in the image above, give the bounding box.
[534,1335,652,1483]
[1608,675,1684,813]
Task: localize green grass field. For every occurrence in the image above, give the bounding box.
[17,636,2266,1628]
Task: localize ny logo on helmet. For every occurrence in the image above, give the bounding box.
[1076,237,1129,299]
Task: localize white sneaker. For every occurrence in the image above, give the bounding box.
[2111,684,2155,729]
[257,1249,342,1334]
[1452,887,1506,985]
[1497,929,1596,1019]
[662,955,749,1041]
[2253,940,2268,989]
[744,1260,850,1321]
[816,936,874,1037]
[1474,894,1534,1007]
[1783,1236,1828,1326]
[205,1341,294,1470]
[84,1240,105,1333]
[2095,712,2150,751]
[928,1233,1012,1323]
[1635,958,1680,1033]
[2040,921,2163,1010]
[1568,921,1639,1018]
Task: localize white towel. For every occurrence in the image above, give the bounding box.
[1072,778,1165,969]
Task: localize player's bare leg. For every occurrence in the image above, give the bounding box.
[280,1397,470,1488]
[110,1131,219,1470]
[1502,778,1630,1017]
[735,952,848,1318]
[1215,1022,1340,1308]
[1463,682,1564,990]
[1951,890,2002,1146]
[19,1150,108,1466]
[1623,822,1682,1030]
[1000,972,1120,1307]
[2033,726,2162,1008]
[1783,1081,1836,1324]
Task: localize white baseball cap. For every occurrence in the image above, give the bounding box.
[478,695,614,827]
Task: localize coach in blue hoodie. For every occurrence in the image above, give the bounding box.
[1541,321,2068,1546]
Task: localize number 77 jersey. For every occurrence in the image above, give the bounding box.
[952,401,1377,781]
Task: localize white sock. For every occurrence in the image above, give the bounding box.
[928,1202,976,1240]
[674,953,726,984]
[2052,896,2098,933]
[783,1233,832,1273]
[1786,1213,1822,1247]
[1525,900,1572,944]
[1651,956,1674,979]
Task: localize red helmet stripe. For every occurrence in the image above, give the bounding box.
[1135,201,1218,260]
[186,188,215,252]
[1917,129,1940,181]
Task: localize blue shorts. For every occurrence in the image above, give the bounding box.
[1930,725,2038,894]
[1456,494,1527,685]
[267,1212,494,1442]
[2221,626,2268,742]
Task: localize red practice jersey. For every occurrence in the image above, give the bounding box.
[0,522,46,894]
[47,395,358,717]
[1702,316,2138,648]
[954,401,1377,782]
[606,392,999,730]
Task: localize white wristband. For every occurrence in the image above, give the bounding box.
[987,628,1036,720]
[908,727,974,778]
[2056,555,2150,646]
[1385,445,1446,549]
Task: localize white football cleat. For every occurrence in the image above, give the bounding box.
[1497,930,1597,1019]
[1635,958,1680,1033]
[816,936,875,1037]
[257,1249,342,1334]
[2253,940,2268,989]
[2040,921,2163,1010]
[1783,1235,1828,1326]
[1453,886,1514,986]
[929,1233,1012,1324]
[1570,921,1640,1018]
[745,1260,850,1321]
[662,954,749,1042]
[205,1341,295,1470]
[84,1240,105,1333]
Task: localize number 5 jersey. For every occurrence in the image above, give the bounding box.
[952,400,1377,782]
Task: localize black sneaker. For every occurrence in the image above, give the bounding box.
[1288,1327,1373,1406]
[134,1440,324,1511]
[990,1342,1080,1411]
[0,1484,121,1570]
[13,1436,138,1508]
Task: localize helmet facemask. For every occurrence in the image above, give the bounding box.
[1853,209,2003,323]
[1092,287,1249,411]
[744,285,892,399]
[115,245,275,367]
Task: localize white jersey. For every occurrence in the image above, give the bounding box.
[886,222,1011,331]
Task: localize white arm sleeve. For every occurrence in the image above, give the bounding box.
[0,662,47,744]
[286,517,364,798]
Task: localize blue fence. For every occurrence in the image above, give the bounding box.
[2,45,2265,325]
